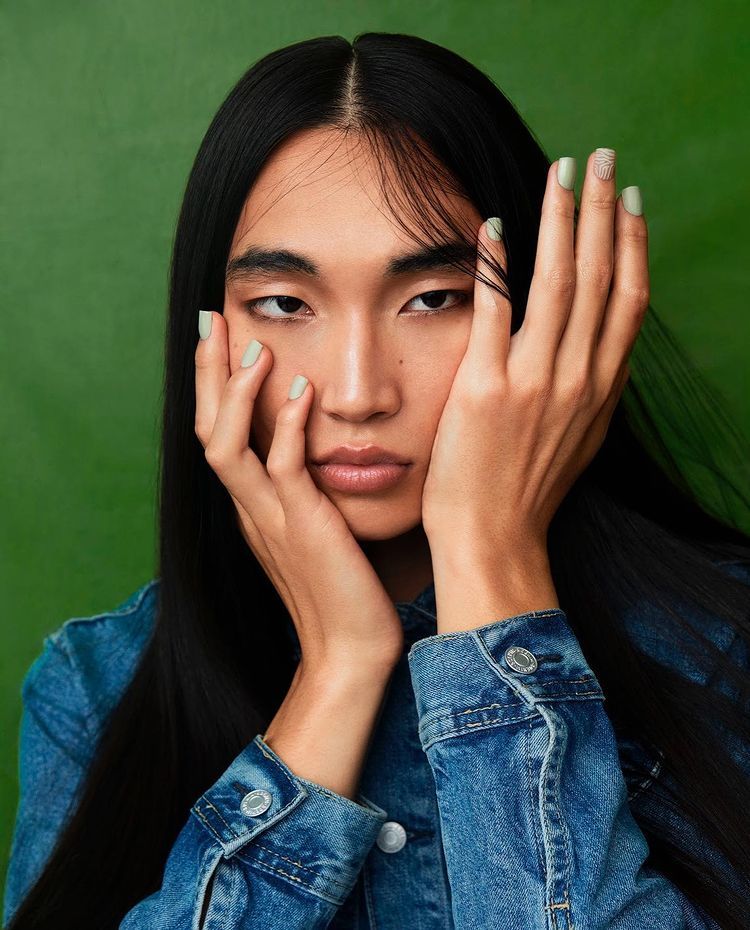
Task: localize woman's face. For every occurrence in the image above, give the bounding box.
[223,127,486,541]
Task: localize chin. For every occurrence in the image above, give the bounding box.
[328,495,422,542]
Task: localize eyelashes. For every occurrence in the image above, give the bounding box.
[241,289,473,323]
[242,295,307,322]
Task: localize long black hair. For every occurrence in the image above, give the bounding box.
[8,32,750,929]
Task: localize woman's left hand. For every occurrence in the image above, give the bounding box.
[421,148,649,563]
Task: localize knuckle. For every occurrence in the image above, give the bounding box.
[265,450,290,478]
[549,199,575,222]
[587,193,614,214]
[519,374,553,404]
[576,258,612,291]
[204,443,229,473]
[622,222,648,243]
[616,281,650,308]
[542,266,576,299]
[559,370,593,402]
[194,419,209,448]
[275,405,298,429]
[463,374,505,405]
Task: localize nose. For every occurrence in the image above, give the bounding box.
[315,317,401,423]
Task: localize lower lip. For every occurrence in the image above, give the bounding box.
[312,462,410,492]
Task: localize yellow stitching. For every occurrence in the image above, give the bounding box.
[202,797,234,834]
[455,700,525,716]
[252,842,309,872]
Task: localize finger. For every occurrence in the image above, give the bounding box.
[519,158,577,367]
[560,148,617,362]
[195,310,230,448]
[462,218,512,375]
[595,189,649,384]
[264,375,326,522]
[201,321,277,508]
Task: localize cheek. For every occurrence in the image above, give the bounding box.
[410,344,460,407]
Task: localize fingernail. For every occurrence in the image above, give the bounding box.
[241,338,263,367]
[288,375,308,399]
[486,216,503,240]
[621,185,643,216]
[593,147,616,180]
[557,157,577,190]
[198,310,212,340]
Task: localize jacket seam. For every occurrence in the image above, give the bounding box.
[523,721,547,881]
[42,579,159,737]
[420,709,540,750]
[42,634,100,735]
[235,846,350,906]
[251,841,316,876]
[536,703,574,928]
[57,577,159,634]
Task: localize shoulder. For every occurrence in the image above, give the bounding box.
[23,578,160,735]
[621,557,750,689]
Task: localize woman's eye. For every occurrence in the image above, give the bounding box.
[242,295,310,322]
[407,290,471,314]
[242,289,471,322]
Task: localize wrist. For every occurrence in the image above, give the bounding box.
[431,543,559,633]
[298,651,399,692]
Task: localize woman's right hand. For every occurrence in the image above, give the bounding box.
[194,310,405,679]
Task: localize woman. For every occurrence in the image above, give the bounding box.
[4,31,750,930]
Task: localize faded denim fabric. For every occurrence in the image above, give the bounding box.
[4,561,749,929]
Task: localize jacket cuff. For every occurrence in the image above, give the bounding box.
[191,734,388,905]
[407,607,605,751]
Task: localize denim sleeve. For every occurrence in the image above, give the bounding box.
[406,607,722,930]
[4,631,389,929]
[121,735,388,928]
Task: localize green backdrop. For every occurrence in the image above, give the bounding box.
[2,0,748,903]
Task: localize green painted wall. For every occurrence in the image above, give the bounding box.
[2,0,748,902]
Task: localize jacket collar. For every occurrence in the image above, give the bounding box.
[395,578,437,644]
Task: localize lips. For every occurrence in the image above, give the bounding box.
[312,444,411,466]
[312,461,410,493]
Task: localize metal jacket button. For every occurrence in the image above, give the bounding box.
[240,789,273,817]
[504,646,538,674]
[376,821,407,853]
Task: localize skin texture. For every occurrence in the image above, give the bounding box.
[222,127,485,605]
[424,150,648,632]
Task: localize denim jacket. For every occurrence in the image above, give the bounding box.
[4,560,749,929]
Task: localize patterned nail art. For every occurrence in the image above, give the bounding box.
[593,147,616,180]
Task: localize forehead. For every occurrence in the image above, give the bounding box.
[228,126,481,262]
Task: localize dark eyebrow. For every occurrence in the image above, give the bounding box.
[225,240,477,285]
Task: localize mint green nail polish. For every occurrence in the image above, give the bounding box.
[622,186,643,216]
[241,338,263,368]
[557,157,577,190]
[198,310,212,340]
[486,216,503,240]
[288,374,308,399]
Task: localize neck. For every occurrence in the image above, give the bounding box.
[360,524,434,605]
